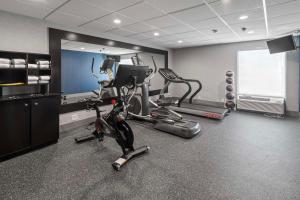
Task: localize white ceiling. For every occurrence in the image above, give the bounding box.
[61,40,140,55]
[1,0,299,48]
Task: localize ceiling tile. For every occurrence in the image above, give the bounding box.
[269,21,300,36]
[231,20,266,35]
[17,0,68,9]
[119,2,164,21]
[81,21,115,33]
[94,13,137,27]
[46,11,88,27]
[145,15,180,28]
[191,17,223,29]
[57,0,110,21]
[174,31,205,39]
[171,4,215,23]
[145,0,203,13]
[126,34,153,40]
[160,24,196,34]
[0,0,52,19]
[269,12,300,26]
[266,0,295,6]
[200,27,232,35]
[85,0,142,12]
[122,22,155,33]
[209,0,262,16]
[105,28,135,36]
[223,8,264,25]
[141,30,169,38]
[267,1,300,18]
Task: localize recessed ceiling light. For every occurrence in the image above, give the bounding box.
[239,15,248,20]
[178,40,183,44]
[81,47,85,50]
[247,30,255,34]
[154,32,160,36]
[113,19,121,24]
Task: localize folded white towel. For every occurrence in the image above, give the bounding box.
[13,64,26,68]
[28,76,39,81]
[39,76,51,81]
[36,60,50,65]
[39,64,50,69]
[39,80,50,84]
[28,81,38,85]
[11,59,26,64]
[0,58,10,64]
[0,63,11,68]
[28,64,38,69]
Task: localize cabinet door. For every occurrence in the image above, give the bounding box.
[0,101,30,156]
[31,97,59,147]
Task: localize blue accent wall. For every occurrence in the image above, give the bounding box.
[61,50,110,95]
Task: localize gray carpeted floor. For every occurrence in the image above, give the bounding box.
[1,111,300,200]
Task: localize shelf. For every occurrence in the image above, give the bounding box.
[0,68,26,71]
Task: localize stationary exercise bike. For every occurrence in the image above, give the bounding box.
[74,58,150,171]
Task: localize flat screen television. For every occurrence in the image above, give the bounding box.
[267,35,296,54]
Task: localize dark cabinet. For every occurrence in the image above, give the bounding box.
[0,95,60,160]
[0,100,30,155]
[31,97,59,147]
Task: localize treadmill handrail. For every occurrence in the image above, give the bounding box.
[158,68,192,107]
[183,79,202,104]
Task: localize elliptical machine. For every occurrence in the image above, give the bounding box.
[74,58,150,171]
[128,55,201,138]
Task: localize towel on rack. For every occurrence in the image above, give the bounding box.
[12,64,26,68]
[39,64,50,69]
[36,60,50,65]
[0,58,10,64]
[28,64,38,69]
[11,59,26,64]
[39,80,49,84]
[28,76,39,81]
[39,76,51,81]
[28,81,38,85]
[0,63,11,68]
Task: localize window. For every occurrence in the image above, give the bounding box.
[237,49,286,97]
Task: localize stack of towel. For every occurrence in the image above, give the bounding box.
[36,60,50,69]
[0,58,11,68]
[39,75,51,84]
[28,63,38,69]
[28,76,39,85]
[11,59,26,68]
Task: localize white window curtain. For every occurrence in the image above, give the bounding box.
[237,49,286,98]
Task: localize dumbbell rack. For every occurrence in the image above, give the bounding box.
[225,70,235,110]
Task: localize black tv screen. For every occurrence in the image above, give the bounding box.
[267,35,296,54]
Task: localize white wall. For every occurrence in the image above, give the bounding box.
[171,40,299,112]
[0,10,168,54]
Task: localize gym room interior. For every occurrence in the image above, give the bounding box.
[0,0,299,199]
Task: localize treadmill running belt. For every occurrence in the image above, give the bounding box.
[181,103,228,114]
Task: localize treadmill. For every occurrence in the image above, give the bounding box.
[157,68,229,120]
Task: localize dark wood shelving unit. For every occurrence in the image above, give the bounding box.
[0,50,59,162]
